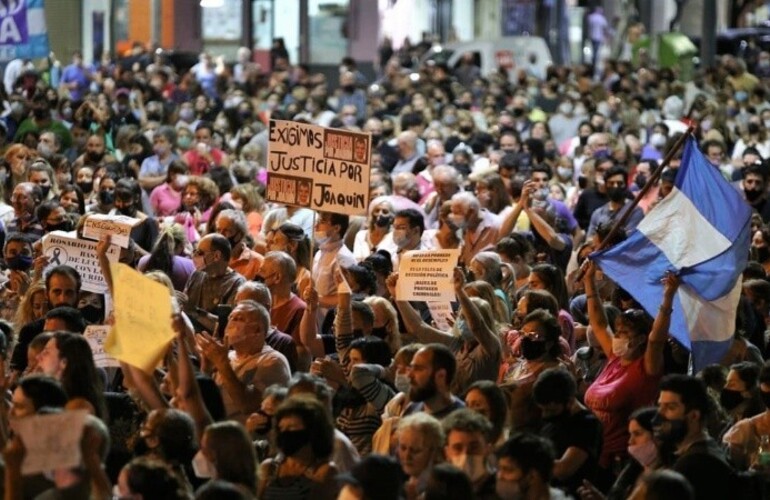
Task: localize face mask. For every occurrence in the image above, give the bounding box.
[77,181,93,194]
[192,450,215,479]
[6,255,32,271]
[62,107,73,120]
[612,336,631,357]
[33,107,48,119]
[650,133,667,148]
[276,429,311,456]
[98,190,114,206]
[371,133,382,144]
[179,108,195,122]
[558,102,573,115]
[450,453,488,483]
[761,390,770,409]
[87,151,105,163]
[10,102,24,115]
[39,185,51,199]
[521,337,546,360]
[701,119,713,131]
[342,115,357,127]
[579,135,589,146]
[394,373,411,393]
[720,388,745,411]
[459,125,474,135]
[226,322,251,346]
[46,221,72,233]
[652,413,688,445]
[37,143,53,158]
[392,229,409,249]
[178,136,193,150]
[628,440,658,467]
[79,304,103,324]
[578,175,588,189]
[371,325,388,339]
[314,231,331,246]
[153,144,168,156]
[746,189,763,202]
[556,166,573,179]
[342,84,356,93]
[496,479,521,499]
[374,214,393,228]
[173,175,188,190]
[749,123,761,135]
[635,174,648,189]
[448,214,467,230]
[607,187,627,203]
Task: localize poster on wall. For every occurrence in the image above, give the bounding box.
[0,0,50,62]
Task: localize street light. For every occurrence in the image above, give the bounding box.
[200,0,224,8]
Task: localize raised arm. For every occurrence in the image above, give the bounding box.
[299,282,326,359]
[453,267,501,358]
[95,234,115,296]
[174,313,213,442]
[583,261,613,359]
[386,272,455,346]
[645,273,679,377]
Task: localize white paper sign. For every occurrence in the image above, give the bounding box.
[396,249,461,302]
[42,231,120,293]
[266,119,371,216]
[428,302,454,332]
[13,410,88,475]
[82,214,141,248]
[83,325,119,368]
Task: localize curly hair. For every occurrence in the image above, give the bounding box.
[274,395,335,460]
[182,175,220,211]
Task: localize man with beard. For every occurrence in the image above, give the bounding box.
[653,374,733,500]
[10,265,81,377]
[742,164,770,223]
[14,93,72,151]
[73,133,115,171]
[402,343,465,419]
[586,165,644,240]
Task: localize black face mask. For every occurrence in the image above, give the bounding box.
[512,107,524,117]
[578,175,588,189]
[459,125,474,135]
[521,338,547,360]
[755,246,770,263]
[46,221,73,233]
[579,135,589,146]
[33,107,48,119]
[79,304,103,324]
[117,205,136,217]
[276,429,311,456]
[635,174,648,190]
[77,181,93,194]
[99,190,115,206]
[370,133,382,145]
[652,412,688,445]
[87,151,105,163]
[746,189,763,202]
[374,214,393,228]
[607,187,627,203]
[720,388,745,411]
[342,84,356,93]
[371,325,388,339]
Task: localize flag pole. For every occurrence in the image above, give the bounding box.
[575,124,696,282]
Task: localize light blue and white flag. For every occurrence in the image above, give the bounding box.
[0,0,49,63]
[592,136,751,370]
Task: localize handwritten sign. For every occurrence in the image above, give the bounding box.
[12,410,88,475]
[105,264,175,374]
[42,231,120,293]
[396,249,460,302]
[267,119,371,216]
[82,214,141,248]
[83,325,119,368]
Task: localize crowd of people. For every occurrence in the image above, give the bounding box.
[1,29,770,500]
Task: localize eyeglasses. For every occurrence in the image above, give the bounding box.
[192,248,210,257]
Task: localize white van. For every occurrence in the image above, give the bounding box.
[420,36,553,81]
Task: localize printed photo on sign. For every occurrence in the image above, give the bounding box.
[267,119,371,216]
[42,231,120,294]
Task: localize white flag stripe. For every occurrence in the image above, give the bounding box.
[678,277,742,342]
[637,186,732,270]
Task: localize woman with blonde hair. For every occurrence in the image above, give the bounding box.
[353,196,397,262]
[464,281,509,327]
[363,296,401,355]
[396,412,445,499]
[138,224,195,291]
[13,281,48,333]
[230,183,264,238]
[4,144,35,196]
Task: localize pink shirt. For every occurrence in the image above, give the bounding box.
[584,356,660,468]
[183,148,225,175]
[150,183,182,217]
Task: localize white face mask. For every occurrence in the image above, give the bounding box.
[314,230,331,246]
[448,213,467,230]
[394,372,411,393]
[450,453,488,482]
[650,132,667,148]
[612,336,630,358]
[392,229,409,249]
[192,450,216,478]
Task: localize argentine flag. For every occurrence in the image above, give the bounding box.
[592,136,751,370]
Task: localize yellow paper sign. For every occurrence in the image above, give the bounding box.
[104,264,174,373]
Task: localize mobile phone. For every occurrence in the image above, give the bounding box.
[214,304,233,338]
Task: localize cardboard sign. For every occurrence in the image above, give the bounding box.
[396,249,461,302]
[82,214,141,248]
[428,302,454,332]
[13,410,88,475]
[266,119,371,216]
[104,264,175,374]
[42,231,120,293]
[83,325,119,368]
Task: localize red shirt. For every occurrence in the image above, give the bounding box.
[183,148,225,175]
[584,356,660,468]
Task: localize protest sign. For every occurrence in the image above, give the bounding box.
[12,410,88,475]
[42,231,120,293]
[83,325,119,368]
[428,302,454,332]
[396,249,461,302]
[266,119,371,216]
[104,264,175,374]
[0,0,50,63]
[82,213,141,248]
